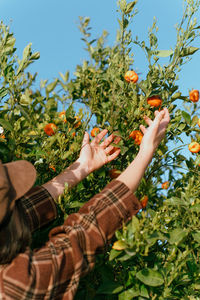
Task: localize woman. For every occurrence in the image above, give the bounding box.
[0,108,170,299]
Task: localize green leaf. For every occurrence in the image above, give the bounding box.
[119,287,140,300]
[136,268,164,287]
[46,79,58,94]
[16,105,31,121]
[171,92,181,100]
[30,51,40,60]
[97,282,123,294]
[109,249,122,261]
[125,1,137,14]
[191,204,200,213]
[132,215,140,232]
[112,240,127,250]
[153,50,173,57]
[0,118,13,132]
[168,228,188,245]
[180,47,199,57]
[191,115,199,126]
[140,285,149,298]
[182,111,191,124]
[17,43,32,74]
[192,231,200,244]
[165,197,187,206]
[0,87,8,98]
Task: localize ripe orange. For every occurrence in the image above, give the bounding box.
[74,116,81,128]
[162,181,169,189]
[124,70,138,83]
[129,130,143,145]
[140,195,148,208]
[198,119,200,127]
[59,111,67,123]
[109,169,121,179]
[147,95,162,107]
[44,123,57,136]
[49,165,56,172]
[91,127,100,137]
[0,134,5,139]
[188,141,200,153]
[189,89,199,103]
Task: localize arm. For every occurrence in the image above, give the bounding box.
[42,130,121,199]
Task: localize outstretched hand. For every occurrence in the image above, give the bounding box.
[139,107,170,152]
[78,129,121,174]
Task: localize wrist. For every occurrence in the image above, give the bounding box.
[137,146,155,166]
[75,158,91,177]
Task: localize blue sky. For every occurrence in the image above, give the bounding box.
[1,0,200,162]
[1,0,199,93]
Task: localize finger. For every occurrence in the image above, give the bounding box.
[100,133,115,148]
[139,124,147,134]
[163,107,170,122]
[104,145,115,154]
[143,115,153,126]
[152,110,165,128]
[106,148,121,162]
[91,129,108,145]
[113,136,121,145]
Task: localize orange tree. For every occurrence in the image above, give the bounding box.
[0,0,200,298]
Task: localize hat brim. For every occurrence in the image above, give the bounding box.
[4,160,37,202]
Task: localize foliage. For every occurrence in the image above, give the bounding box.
[1,0,200,298]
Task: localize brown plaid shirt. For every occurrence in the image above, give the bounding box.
[0,180,142,300]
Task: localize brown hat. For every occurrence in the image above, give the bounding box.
[0,160,36,224]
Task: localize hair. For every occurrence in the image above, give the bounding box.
[0,200,32,264]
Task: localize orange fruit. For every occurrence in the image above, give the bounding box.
[129,130,143,145]
[91,127,100,137]
[162,181,169,189]
[58,111,67,123]
[147,95,162,107]
[0,134,5,139]
[74,116,81,128]
[49,165,56,172]
[188,141,200,153]
[140,195,148,208]
[124,70,138,83]
[44,123,57,136]
[189,89,199,103]
[109,169,121,179]
[198,119,200,127]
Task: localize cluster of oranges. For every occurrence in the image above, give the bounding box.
[43,112,81,137]
[188,89,200,153]
[129,130,143,145]
[124,70,163,108]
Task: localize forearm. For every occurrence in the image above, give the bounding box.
[42,159,89,200]
[117,147,154,193]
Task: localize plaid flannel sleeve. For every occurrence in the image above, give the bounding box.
[2,180,142,300]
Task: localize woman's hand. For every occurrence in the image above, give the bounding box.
[139,107,170,153]
[78,129,121,174]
